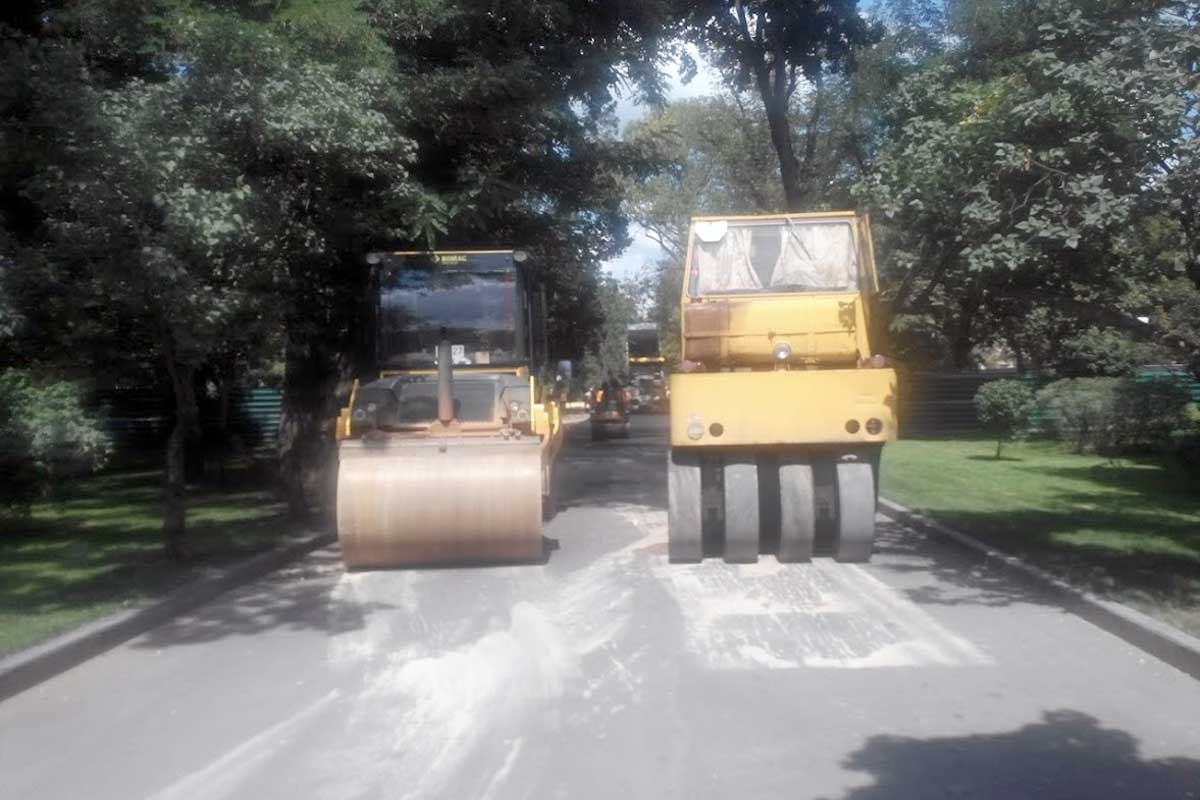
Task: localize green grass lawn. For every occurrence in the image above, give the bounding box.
[0,470,294,656]
[882,439,1200,636]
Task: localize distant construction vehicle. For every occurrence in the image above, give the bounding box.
[627,322,666,413]
[335,250,563,569]
[667,213,897,563]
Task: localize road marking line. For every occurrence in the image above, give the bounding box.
[147,690,340,800]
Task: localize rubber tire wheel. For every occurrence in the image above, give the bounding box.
[722,458,759,563]
[834,461,876,562]
[778,460,815,562]
[668,449,702,562]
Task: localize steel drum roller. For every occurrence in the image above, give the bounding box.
[337,437,544,568]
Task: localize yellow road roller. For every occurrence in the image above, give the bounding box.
[335,250,563,569]
[668,212,897,563]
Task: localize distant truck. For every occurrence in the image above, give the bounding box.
[627,322,666,413]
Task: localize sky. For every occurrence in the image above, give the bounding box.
[601,47,724,281]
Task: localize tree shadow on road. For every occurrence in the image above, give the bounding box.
[870,520,1058,610]
[827,709,1200,800]
[876,505,1200,637]
[129,549,396,648]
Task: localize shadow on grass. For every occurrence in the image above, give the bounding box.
[892,502,1200,636]
[0,470,308,654]
[1024,462,1200,504]
[828,709,1200,800]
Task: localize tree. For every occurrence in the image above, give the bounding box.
[672,0,877,209]
[858,0,1200,371]
[626,96,783,260]
[580,278,638,389]
[2,2,423,551]
[975,379,1036,458]
[365,0,669,360]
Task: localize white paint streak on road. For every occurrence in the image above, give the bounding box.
[146,690,340,800]
[625,504,992,671]
[480,737,525,800]
[320,507,660,800]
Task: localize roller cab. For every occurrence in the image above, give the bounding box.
[336,250,562,569]
[667,213,898,564]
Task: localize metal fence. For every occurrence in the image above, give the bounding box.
[91,368,1197,455]
[93,387,283,456]
[897,367,1199,439]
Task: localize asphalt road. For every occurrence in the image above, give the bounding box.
[3,416,1200,800]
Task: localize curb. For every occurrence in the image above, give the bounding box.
[879,497,1200,681]
[0,531,336,703]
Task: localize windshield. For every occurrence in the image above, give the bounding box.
[688,219,859,296]
[627,327,660,359]
[377,270,526,368]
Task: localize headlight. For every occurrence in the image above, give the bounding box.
[773,341,792,361]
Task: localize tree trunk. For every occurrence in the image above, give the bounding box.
[763,95,805,211]
[215,358,233,489]
[950,290,982,370]
[279,250,372,521]
[163,358,198,560]
[279,333,330,519]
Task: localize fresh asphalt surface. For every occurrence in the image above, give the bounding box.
[3,417,1199,800]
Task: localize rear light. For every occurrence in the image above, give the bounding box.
[845,420,860,434]
[866,418,883,435]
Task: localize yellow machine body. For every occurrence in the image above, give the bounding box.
[667,212,897,564]
[669,368,896,449]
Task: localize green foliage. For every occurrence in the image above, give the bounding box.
[1037,377,1120,453]
[1111,377,1193,452]
[579,279,638,389]
[1056,328,1169,378]
[671,0,878,207]
[974,378,1037,457]
[1037,374,1194,455]
[0,370,112,512]
[365,0,670,362]
[858,0,1200,370]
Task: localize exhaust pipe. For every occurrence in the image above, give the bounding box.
[437,339,455,425]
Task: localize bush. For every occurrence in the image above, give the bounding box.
[1036,374,1193,456]
[0,370,112,513]
[0,380,38,512]
[974,379,1037,458]
[1110,377,1192,452]
[1037,378,1120,453]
